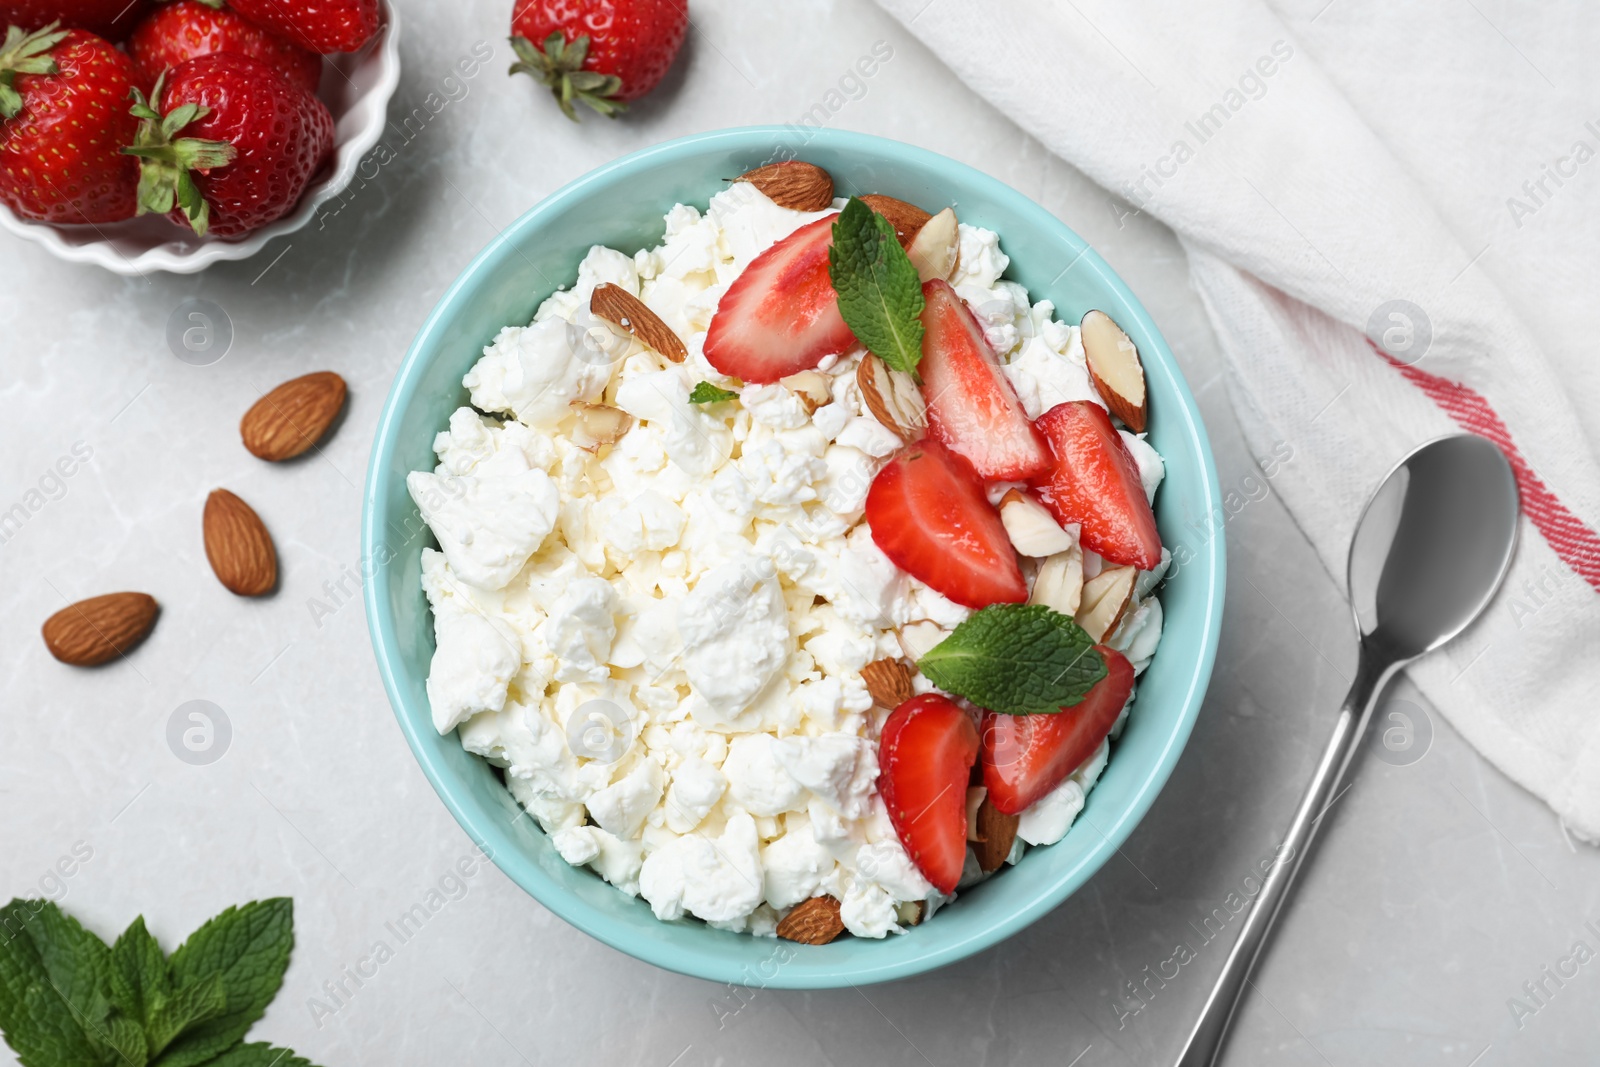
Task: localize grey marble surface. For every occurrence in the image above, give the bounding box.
[3,2,1598,1065]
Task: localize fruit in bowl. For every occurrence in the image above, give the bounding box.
[400,160,1178,943]
[0,0,383,245]
[364,128,1224,987]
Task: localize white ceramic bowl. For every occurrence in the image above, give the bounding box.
[0,1,401,275]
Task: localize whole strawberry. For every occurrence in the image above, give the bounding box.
[126,52,332,236]
[225,0,380,55]
[129,0,321,93]
[0,24,140,223]
[0,0,150,40]
[510,0,688,121]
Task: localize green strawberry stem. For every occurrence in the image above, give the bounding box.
[0,21,69,120]
[121,81,235,237]
[509,32,625,122]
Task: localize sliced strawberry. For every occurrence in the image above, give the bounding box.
[982,645,1134,815]
[918,279,1049,481]
[703,213,858,384]
[879,694,980,894]
[1029,401,1162,570]
[866,439,1027,609]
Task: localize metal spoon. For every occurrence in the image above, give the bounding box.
[1174,434,1520,1067]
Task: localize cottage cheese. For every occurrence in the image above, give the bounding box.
[410,181,1170,938]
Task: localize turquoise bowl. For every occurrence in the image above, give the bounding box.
[362,127,1225,988]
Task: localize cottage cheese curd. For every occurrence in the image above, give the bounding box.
[410,181,1169,938]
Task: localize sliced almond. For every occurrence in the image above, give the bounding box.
[1030,546,1085,617]
[590,283,686,363]
[735,161,835,212]
[896,621,945,661]
[42,592,159,667]
[905,206,960,283]
[856,354,926,442]
[1075,564,1136,641]
[898,900,927,927]
[203,489,277,597]
[999,489,1076,557]
[859,194,932,247]
[776,895,846,944]
[1081,310,1147,432]
[965,786,987,842]
[569,401,633,452]
[973,796,1020,873]
[860,657,915,709]
[780,369,833,415]
[241,371,346,462]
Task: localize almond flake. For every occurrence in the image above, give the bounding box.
[972,796,1020,873]
[780,369,832,415]
[569,401,633,452]
[856,354,926,442]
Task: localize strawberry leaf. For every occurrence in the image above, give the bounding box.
[919,604,1108,715]
[829,197,926,380]
[508,32,625,122]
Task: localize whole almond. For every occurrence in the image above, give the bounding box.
[735,160,835,211]
[42,593,159,667]
[859,194,933,247]
[590,283,687,363]
[860,657,915,709]
[973,796,1020,873]
[776,895,847,945]
[204,489,277,597]
[241,371,347,462]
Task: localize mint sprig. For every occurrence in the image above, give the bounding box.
[828,197,926,379]
[0,898,316,1067]
[688,381,738,405]
[919,604,1108,715]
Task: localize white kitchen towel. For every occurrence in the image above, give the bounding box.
[873,0,1600,839]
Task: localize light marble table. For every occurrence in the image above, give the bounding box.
[3,2,1597,1065]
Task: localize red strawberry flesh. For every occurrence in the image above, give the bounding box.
[918,279,1049,481]
[866,438,1027,610]
[1029,400,1162,570]
[879,694,980,895]
[982,645,1134,815]
[704,213,858,384]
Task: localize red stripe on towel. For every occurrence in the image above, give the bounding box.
[1371,341,1600,592]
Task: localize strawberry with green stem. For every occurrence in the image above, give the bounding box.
[509,0,688,122]
[0,22,141,223]
[122,74,234,235]
[123,52,333,237]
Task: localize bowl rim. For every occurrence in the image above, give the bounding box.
[362,125,1226,988]
[0,0,402,276]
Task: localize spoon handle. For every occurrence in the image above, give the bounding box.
[1173,647,1401,1067]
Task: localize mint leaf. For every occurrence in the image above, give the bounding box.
[688,381,738,405]
[109,918,168,1030]
[918,604,1107,715]
[0,899,116,1067]
[828,197,926,379]
[152,901,292,1067]
[144,974,225,1059]
[200,1042,318,1067]
[87,1015,147,1067]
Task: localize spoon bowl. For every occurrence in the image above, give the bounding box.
[1350,434,1520,663]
